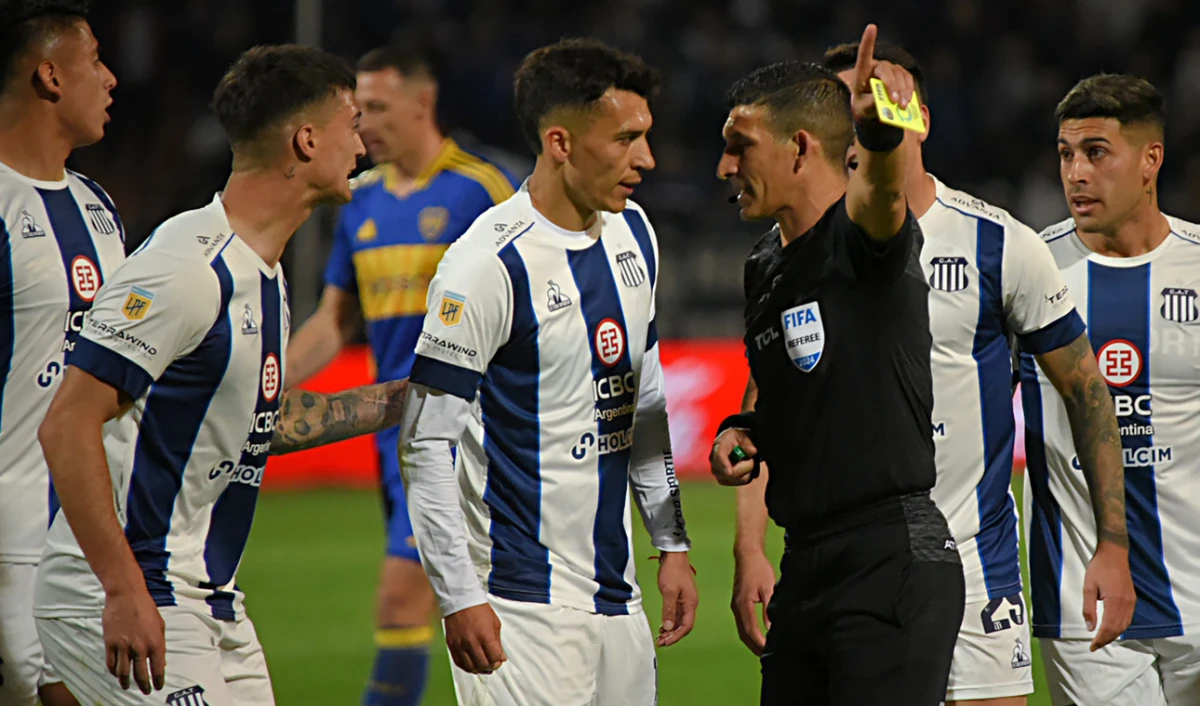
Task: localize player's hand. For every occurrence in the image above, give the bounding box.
[444,603,506,674]
[731,548,776,656]
[656,552,698,647]
[1083,540,1136,651]
[710,428,759,486]
[102,584,165,694]
[848,24,915,125]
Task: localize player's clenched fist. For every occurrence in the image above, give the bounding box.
[848,24,915,125]
[444,603,507,674]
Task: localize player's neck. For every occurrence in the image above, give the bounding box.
[776,172,846,246]
[221,169,315,267]
[527,160,598,233]
[391,131,446,181]
[1077,203,1171,258]
[0,102,73,181]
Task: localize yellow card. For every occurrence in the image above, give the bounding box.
[869,77,926,134]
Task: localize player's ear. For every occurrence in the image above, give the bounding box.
[917,104,931,145]
[1142,139,1164,184]
[292,123,318,163]
[33,60,63,101]
[416,83,437,121]
[543,125,571,164]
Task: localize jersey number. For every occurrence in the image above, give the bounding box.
[36,361,62,388]
[981,593,1026,635]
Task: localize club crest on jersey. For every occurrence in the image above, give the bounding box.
[1097,339,1142,387]
[262,353,280,402]
[928,256,969,292]
[616,251,646,288]
[419,206,450,242]
[241,304,258,335]
[782,302,824,373]
[439,291,466,327]
[594,318,626,367]
[547,280,572,312]
[1161,287,1199,323]
[70,255,100,302]
[86,203,117,235]
[19,209,45,238]
[166,685,210,706]
[122,286,155,321]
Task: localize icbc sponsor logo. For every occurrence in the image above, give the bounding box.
[262,353,280,401]
[71,256,100,302]
[1097,340,1142,387]
[595,318,625,367]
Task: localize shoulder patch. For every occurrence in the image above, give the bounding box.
[1039,218,1076,243]
[349,167,384,192]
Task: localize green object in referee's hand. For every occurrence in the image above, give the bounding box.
[730,446,749,464]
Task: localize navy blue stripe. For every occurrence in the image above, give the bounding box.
[73,172,125,244]
[38,188,104,352]
[1088,262,1181,638]
[482,244,550,604]
[1021,353,1063,637]
[125,259,233,607]
[1018,310,1085,355]
[411,355,483,402]
[646,318,658,351]
[69,337,153,400]
[0,218,12,431]
[623,210,656,288]
[567,240,635,615]
[203,273,281,620]
[971,219,1022,598]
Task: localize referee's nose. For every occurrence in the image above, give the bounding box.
[717,152,738,181]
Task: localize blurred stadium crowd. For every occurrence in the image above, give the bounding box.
[76,0,1200,337]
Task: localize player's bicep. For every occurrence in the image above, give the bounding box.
[323,214,358,293]
[409,246,511,402]
[44,365,131,430]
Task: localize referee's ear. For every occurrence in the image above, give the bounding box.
[791,130,811,173]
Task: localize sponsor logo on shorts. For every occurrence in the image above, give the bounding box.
[166,685,210,706]
[1011,638,1032,669]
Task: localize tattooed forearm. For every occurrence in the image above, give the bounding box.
[269,379,409,455]
[1038,334,1128,548]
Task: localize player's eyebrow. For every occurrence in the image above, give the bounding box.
[1058,136,1112,146]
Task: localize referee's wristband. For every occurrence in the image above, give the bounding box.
[855,118,904,153]
[717,412,757,437]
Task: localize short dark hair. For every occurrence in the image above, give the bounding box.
[725,61,854,165]
[356,44,434,81]
[211,45,356,156]
[513,38,659,154]
[821,40,928,105]
[1055,74,1165,136]
[0,0,89,90]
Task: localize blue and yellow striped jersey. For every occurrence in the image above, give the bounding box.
[324,138,519,382]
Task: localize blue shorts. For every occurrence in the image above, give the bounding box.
[376,427,420,563]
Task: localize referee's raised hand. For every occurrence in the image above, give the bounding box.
[710,428,761,486]
[848,24,915,126]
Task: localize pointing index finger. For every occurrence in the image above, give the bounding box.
[854,24,879,92]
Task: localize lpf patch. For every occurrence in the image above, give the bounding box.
[262,353,281,402]
[781,301,824,373]
[71,255,100,302]
[122,286,155,320]
[438,291,466,327]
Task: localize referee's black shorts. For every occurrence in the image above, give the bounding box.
[760,493,965,706]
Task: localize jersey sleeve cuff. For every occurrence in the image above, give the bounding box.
[1018,309,1086,355]
[69,337,153,400]
[410,355,483,402]
[646,318,659,351]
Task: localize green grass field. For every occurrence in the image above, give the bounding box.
[239,478,1051,705]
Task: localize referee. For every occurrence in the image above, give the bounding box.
[711,26,964,705]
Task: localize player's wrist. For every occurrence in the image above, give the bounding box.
[854,119,904,153]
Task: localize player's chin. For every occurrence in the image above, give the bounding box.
[602,192,631,213]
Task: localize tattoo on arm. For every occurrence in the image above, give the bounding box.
[1039,334,1128,548]
[269,379,408,455]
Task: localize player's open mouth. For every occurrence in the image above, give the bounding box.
[618,181,638,195]
[1070,196,1099,214]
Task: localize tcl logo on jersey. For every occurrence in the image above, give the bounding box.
[262,354,280,401]
[71,255,100,302]
[1096,340,1142,387]
[595,319,625,367]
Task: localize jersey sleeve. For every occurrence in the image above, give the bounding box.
[831,197,922,283]
[68,251,219,400]
[322,210,357,293]
[408,243,512,401]
[1003,219,1085,354]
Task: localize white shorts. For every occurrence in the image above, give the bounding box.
[450,595,657,706]
[1042,634,1200,706]
[36,606,274,706]
[944,592,1034,701]
[0,562,62,706]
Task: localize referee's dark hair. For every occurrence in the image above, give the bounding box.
[356,44,435,82]
[514,38,660,154]
[724,61,854,168]
[1056,74,1165,139]
[822,40,928,106]
[0,0,89,91]
[212,44,356,164]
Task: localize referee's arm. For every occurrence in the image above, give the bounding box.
[844,24,913,242]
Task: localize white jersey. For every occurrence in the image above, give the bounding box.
[403,186,688,618]
[920,177,1082,602]
[1022,216,1200,640]
[0,163,125,563]
[35,194,288,622]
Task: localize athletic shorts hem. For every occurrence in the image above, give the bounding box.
[485,589,644,617]
[945,679,1035,701]
[0,553,42,564]
[1034,624,1191,640]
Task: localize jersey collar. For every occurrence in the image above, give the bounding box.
[382,137,461,198]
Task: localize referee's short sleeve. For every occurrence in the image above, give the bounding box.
[831,198,921,283]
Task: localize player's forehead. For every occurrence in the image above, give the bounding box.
[1057,117,1123,146]
[590,88,652,133]
[45,17,96,57]
[356,68,406,96]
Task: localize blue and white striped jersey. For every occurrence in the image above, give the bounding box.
[1023,215,1200,640]
[35,195,288,621]
[0,161,125,562]
[402,186,688,618]
[920,177,1083,603]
